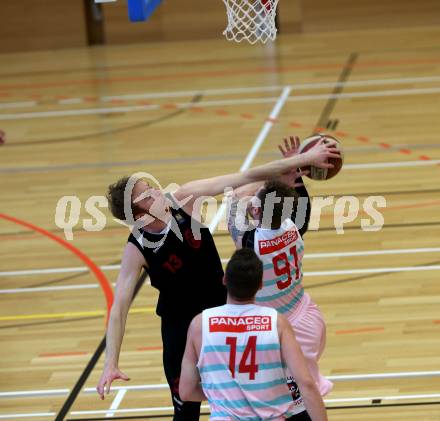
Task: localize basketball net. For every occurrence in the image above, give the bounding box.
[222,0,280,44]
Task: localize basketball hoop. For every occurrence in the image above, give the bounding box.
[222,0,280,44]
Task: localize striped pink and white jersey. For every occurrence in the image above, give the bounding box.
[197,304,305,420]
[253,219,305,315]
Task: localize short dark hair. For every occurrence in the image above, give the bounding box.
[225,249,263,301]
[107,176,141,221]
[257,180,298,229]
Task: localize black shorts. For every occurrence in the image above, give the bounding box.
[287,410,312,421]
[161,316,201,421]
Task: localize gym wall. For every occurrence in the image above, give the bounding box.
[0,0,438,53]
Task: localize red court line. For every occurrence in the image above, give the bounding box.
[1,57,440,92]
[190,106,204,113]
[356,136,370,143]
[334,131,348,138]
[137,346,163,351]
[161,103,178,109]
[0,213,113,324]
[336,327,385,335]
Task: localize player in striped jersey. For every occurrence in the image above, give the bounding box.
[180,248,327,421]
[97,137,339,420]
[227,137,333,396]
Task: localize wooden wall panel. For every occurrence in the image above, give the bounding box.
[278,0,304,34]
[301,0,440,32]
[0,0,87,53]
[1,0,439,53]
[103,0,232,44]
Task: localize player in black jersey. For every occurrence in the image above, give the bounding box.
[96,139,339,420]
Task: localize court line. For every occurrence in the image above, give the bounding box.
[305,265,440,276]
[1,74,440,111]
[0,265,120,277]
[1,44,439,81]
[0,412,57,419]
[1,247,439,278]
[60,75,440,105]
[0,100,36,110]
[1,55,440,92]
[1,150,439,174]
[55,394,440,416]
[0,307,155,321]
[209,86,292,232]
[0,213,114,323]
[106,389,127,418]
[343,160,440,169]
[2,371,439,398]
[66,393,440,415]
[0,284,101,294]
[336,326,385,335]
[2,397,440,419]
[3,392,440,418]
[2,263,440,297]
[3,86,440,121]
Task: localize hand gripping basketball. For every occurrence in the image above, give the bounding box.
[298,134,344,180]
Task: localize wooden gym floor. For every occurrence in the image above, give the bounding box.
[1,24,440,420]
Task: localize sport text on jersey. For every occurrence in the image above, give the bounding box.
[258,229,298,255]
[209,316,272,332]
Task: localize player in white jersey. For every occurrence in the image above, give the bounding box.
[180,248,327,421]
[226,137,333,396]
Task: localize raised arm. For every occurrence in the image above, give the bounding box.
[179,314,206,402]
[174,139,338,216]
[226,136,311,247]
[96,243,146,399]
[278,314,328,421]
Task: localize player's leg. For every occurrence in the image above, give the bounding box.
[286,410,312,421]
[161,317,201,421]
[289,294,333,396]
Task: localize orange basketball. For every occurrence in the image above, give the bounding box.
[298,134,344,180]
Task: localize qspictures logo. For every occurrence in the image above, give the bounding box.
[54,171,386,244]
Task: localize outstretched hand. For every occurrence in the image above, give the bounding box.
[96,366,130,400]
[278,135,301,159]
[278,135,309,187]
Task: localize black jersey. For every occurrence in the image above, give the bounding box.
[127,204,226,321]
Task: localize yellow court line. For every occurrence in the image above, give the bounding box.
[0,307,156,322]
